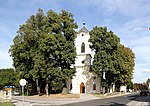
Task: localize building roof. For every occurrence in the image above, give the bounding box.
[78,26,89,33]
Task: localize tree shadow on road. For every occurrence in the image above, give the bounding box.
[128,93,150,102]
[61,93,150,106]
[61,99,128,106]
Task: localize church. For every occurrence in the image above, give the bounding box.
[66,24,101,94]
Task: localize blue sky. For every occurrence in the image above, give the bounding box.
[0,0,150,83]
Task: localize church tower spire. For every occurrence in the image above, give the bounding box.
[78,22,89,33]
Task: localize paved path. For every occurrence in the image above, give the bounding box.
[79,94,99,100]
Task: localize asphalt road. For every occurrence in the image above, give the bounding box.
[13,92,150,106]
[61,93,150,106]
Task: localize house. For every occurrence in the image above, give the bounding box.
[67,24,101,94]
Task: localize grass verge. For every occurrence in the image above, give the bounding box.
[0,102,15,106]
[30,94,80,98]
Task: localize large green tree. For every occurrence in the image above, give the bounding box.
[9,9,77,95]
[89,26,135,92]
[9,8,45,94]
[115,45,135,87]
[89,26,120,88]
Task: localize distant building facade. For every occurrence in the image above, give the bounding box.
[67,25,101,94]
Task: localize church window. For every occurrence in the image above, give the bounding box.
[93,83,96,90]
[93,76,96,79]
[81,43,85,53]
[70,83,72,90]
[81,60,85,64]
[82,34,84,36]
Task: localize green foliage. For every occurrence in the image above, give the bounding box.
[117,45,135,85]
[89,26,120,84]
[0,68,17,89]
[0,102,15,106]
[127,81,133,89]
[9,9,77,94]
[89,26,135,88]
[147,78,150,83]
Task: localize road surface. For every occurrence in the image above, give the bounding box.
[12,92,150,106]
[61,93,150,106]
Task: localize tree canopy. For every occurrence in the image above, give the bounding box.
[9,9,77,94]
[0,68,17,89]
[89,26,135,90]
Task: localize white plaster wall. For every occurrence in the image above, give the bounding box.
[71,67,87,94]
[75,32,91,55]
[120,86,127,92]
[74,55,86,67]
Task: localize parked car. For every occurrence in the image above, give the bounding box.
[12,91,20,96]
[140,90,149,96]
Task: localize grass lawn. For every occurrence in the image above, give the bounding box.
[0,102,15,106]
[92,93,106,98]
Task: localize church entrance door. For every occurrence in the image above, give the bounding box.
[80,82,85,93]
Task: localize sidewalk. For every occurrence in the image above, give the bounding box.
[79,94,100,100]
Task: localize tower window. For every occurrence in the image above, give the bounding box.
[93,83,96,90]
[70,83,72,90]
[93,76,96,79]
[82,34,84,36]
[81,43,85,53]
[81,60,85,64]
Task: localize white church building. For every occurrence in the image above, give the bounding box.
[67,25,101,94]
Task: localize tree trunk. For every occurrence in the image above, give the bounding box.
[110,84,113,93]
[45,83,48,97]
[112,82,115,92]
[36,79,40,95]
[100,74,103,94]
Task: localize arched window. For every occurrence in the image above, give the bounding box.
[70,83,72,90]
[81,43,85,53]
[93,83,96,90]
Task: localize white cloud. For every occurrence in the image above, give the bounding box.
[135,67,150,73]
[0,40,13,69]
[130,36,150,46]
[133,46,150,59]
[136,62,150,68]
[100,0,150,18]
[0,50,13,69]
